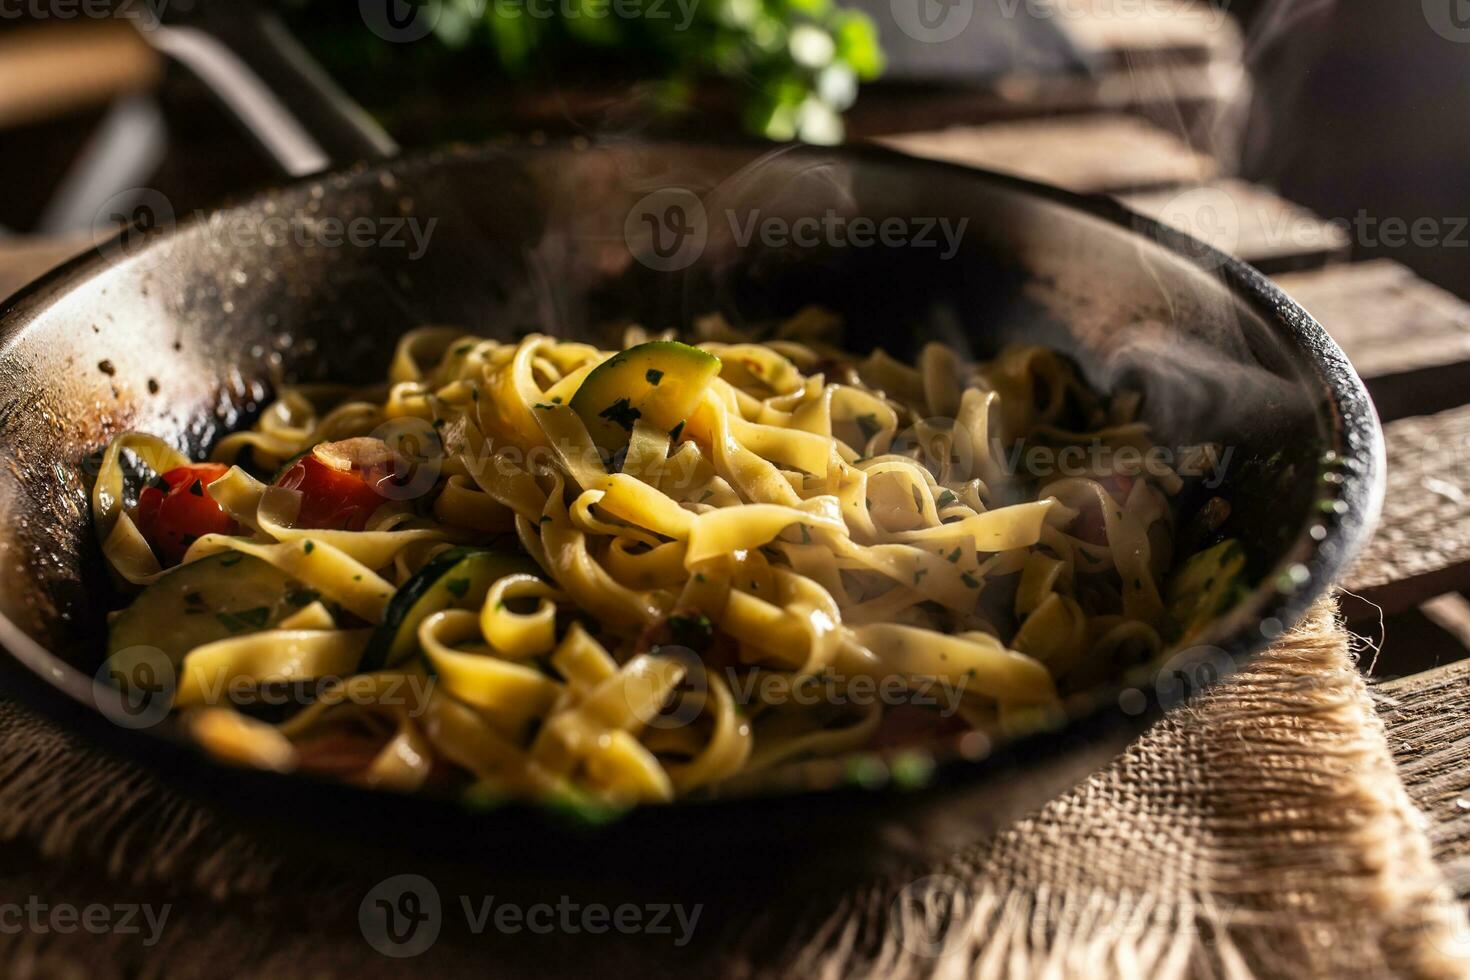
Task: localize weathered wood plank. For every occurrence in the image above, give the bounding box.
[0,237,89,303]
[1277,261,1470,422]
[0,21,160,130]
[1052,0,1243,69]
[878,113,1217,193]
[1378,658,1470,899]
[1120,179,1351,273]
[1344,406,1470,620]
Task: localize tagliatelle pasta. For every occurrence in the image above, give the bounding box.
[92,308,1245,808]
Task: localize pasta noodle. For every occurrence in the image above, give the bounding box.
[92,309,1240,808]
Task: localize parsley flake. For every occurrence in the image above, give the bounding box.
[216,607,271,633]
[598,398,642,432]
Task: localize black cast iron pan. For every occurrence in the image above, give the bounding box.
[0,1,1383,888]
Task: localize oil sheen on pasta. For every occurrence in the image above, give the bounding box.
[91,309,1242,807]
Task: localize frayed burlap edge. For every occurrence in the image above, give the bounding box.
[755,598,1470,980]
[0,597,1466,979]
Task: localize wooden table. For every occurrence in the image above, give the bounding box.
[4,0,1467,916]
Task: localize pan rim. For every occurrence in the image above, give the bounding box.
[0,136,1385,819]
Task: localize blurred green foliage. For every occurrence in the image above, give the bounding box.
[283,0,883,143]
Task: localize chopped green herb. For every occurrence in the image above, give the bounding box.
[699,490,714,502]
[913,568,929,584]
[695,573,706,583]
[303,541,316,555]
[598,397,642,432]
[215,607,271,633]
[799,524,812,544]
[645,368,664,386]
[551,396,563,404]
[946,547,962,563]
[936,489,958,508]
[445,577,471,598]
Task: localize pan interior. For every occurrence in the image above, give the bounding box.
[0,142,1334,769]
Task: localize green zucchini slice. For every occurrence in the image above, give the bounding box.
[107,552,314,665]
[1166,539,1247,641]
[361,547,539,670]
[570,341,721,452]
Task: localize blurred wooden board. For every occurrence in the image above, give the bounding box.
[1379,659,1470,899]
[1277,261,1470,421]
[849,63,1247,141]
[1121,179,1351,273]
[878,113,1217,193]
[0,237,89,302]
[1053,0,1243,69]
[0,21,160,130]
[1343,406,1470,620]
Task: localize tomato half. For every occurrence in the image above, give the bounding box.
[133,463,239,565]
[275,451,386,532]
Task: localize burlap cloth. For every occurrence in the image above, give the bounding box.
[0,597,1466,979]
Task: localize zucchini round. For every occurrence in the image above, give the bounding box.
[361,546,540,671]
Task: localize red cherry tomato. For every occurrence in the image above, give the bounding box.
[276,453,386,532]
[133,463,239,566]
